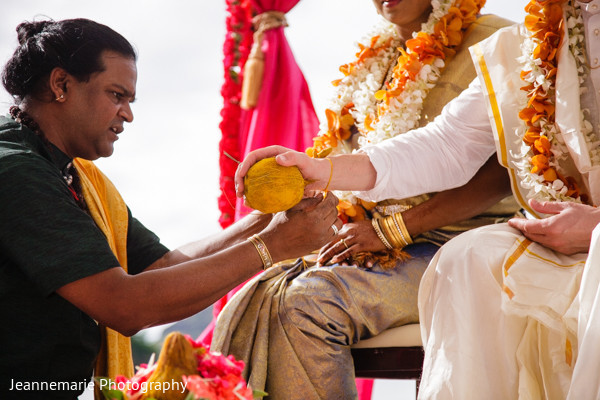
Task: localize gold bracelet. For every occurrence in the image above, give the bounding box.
[378,216,396,247]
[371,218,393,250]
[390,215,409,248]
[392,212,413,246]
[248,234,273,270]
[323,157,333,192]
[382,215,405,248]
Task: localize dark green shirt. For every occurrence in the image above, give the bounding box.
[0,116,169,399]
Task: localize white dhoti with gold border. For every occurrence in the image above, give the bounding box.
[419,16,600,399]
[417,223,596,399]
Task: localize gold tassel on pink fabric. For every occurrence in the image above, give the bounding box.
[241,11,287,109]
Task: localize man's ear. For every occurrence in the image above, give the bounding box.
[48,67,69,102]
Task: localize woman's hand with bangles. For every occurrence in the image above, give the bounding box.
[317,219,387,266]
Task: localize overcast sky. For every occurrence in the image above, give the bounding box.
[0,1,525,248]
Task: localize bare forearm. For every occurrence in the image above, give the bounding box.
[61,241,264,336]
[147,212,271,270]
[58,195,341,336]
[403,156,512,237]
[328,153,377,192]
[128,242,262,330]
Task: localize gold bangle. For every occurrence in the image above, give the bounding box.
[392,212,413,246]
[382,215,405,248]
[378,216,396,247]
[372,218,393,250]
[323,157,333,192]
[248,234,273,270]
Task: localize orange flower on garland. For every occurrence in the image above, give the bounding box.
[307,107,354,158]
[334,36,394,85]
[518,0,582,198]
[375,0,486,120]
[305,0,486,222]
[306,0,486,159]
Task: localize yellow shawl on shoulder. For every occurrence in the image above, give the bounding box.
[73,158,134,385]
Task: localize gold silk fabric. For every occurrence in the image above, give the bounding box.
[213,254,430,399]
[73,159,134,385]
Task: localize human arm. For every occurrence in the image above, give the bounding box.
[144,211,273,271]
[234,146,377,197]
[318,155,513,264]
[508,199,600,255]
[235,79,496,202]
[1,154,341,336]
[56,193,341,336]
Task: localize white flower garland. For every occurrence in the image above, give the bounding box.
[515,1,599,202]
[318,0,454,156]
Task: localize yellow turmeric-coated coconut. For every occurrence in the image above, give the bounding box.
[142,332,198,400]
[244,157,306,213]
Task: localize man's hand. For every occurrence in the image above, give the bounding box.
[508,199,600,255]
[261,193,342,261]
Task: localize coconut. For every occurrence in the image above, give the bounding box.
[244,157,306,213]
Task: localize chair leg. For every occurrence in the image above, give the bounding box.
[415,378,420,399]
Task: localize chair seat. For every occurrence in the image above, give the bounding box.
[351,323,424,381]
[351,323,422,349]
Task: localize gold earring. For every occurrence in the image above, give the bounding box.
[55,94,64,101]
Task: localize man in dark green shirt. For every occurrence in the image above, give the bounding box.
[1,18,341,399]
[0,117,169,397]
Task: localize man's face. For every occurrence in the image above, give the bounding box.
[61,51,137,160]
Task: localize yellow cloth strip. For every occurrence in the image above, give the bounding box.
[73,158,133,383]
[471,43,538,218]
[503,238,532,277]
[472,43,507,166]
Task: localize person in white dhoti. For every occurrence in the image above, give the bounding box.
[235,0,600,397]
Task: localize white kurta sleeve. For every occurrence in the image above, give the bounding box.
[354,78,497,202]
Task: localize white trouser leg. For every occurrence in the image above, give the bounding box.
[418,224,528,400]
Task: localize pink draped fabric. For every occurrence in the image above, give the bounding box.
[234,0,318,220]
[200,0,318,343]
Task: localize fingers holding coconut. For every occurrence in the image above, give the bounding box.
[236,146,330,199]
[287,192,325,213]
[242,156,338,214]
[274,151,329,192]
[243,157,308,213]
[235,145,295,198]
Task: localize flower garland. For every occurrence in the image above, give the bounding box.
[218,0,253,229]
[306,0,486,160]
[516,0,599,203]
[305,0,485,221]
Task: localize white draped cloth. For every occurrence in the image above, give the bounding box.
[418,223,593,399]
[347,1,600,397]
[411,5,600,399]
